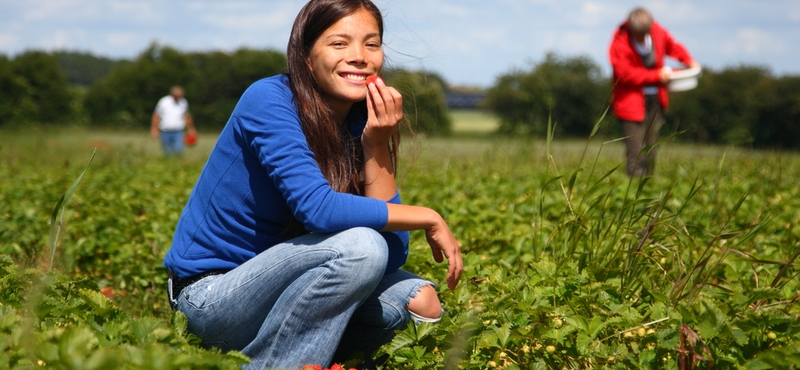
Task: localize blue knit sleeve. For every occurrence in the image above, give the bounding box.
[235,76,389,233]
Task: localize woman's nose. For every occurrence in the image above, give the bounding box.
[348,46,366,64]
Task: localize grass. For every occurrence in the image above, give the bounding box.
[449,109,501,134]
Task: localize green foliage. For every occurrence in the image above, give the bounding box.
[0,256,248,370]
[53,50,131,86]
[384,69,452,135]
[0,51,75,126]
[82,44,288,129]
[484,52,610,137]
[667,66,800,149]
[668,66,773,146]
[0,55,29,125]
[83,43,196,128]
[188,48,287,127]
[2,124,800,369]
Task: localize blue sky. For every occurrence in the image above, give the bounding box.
[2,0,798,87]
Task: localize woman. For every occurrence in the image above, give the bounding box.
[162,0,463,369]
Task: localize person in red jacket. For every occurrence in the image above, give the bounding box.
[609,7,700,177]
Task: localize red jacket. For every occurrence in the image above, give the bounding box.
[608,21,694,122]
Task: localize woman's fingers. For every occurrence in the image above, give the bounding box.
[363,78,402,148]
[426,227,463,290]
[367,78,402,125]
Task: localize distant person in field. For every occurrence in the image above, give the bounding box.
[609,7,700,177]
[150,85,196,157]
[162,1,463,369]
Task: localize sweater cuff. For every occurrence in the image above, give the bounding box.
[387,190,402,205]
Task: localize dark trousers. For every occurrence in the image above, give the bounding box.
[620,95,665,177]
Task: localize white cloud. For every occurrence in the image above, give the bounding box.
[21,0,94,22]
[194,2,298,31]
[0,33,18,50]
[107,1,162,24]
[435,4,470,17]
[724,28,788,56]
[105,32,140,48]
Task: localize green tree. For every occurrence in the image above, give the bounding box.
[668,66,773,146]
[485,52,609,137]
[384,69,452,135]
[53,50,131,86]
[752,75,800,149]
[6,51,74,125]
[0,55,31,126]
[188,48,286,128]
[84,44,285,129]
[84,43,194,127]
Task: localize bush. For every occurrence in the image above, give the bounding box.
[0,51,74,126]
[384,69,452,136]
[485,52,610,137]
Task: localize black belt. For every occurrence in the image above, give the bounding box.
[169,269,229,300]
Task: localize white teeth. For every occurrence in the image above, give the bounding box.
[343,74,366,80]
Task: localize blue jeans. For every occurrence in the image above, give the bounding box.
[160,130,184,157]
[170,227,435,370]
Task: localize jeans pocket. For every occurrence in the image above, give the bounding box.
[180,279,213,310]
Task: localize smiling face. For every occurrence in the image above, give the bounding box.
[307,7,383,116]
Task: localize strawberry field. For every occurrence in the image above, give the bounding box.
[2,122,799,369]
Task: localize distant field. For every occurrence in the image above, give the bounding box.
[449,108,500,134]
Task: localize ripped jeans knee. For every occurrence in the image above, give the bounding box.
[409,309,444,325]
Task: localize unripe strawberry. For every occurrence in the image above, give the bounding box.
[545,345,556,353]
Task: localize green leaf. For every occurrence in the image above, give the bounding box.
[48,149,96,271]
[697,300,726,339]
[576,332,592,354]
[566,315,589,333]
[79,288,119,317]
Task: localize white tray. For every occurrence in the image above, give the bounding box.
[668,66,702,92]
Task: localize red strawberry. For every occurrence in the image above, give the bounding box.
[100,287,115,300]
[328,365,344,370]
[365,75,380,85]
[184,133,197,146]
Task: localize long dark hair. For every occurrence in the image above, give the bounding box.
[287,0,399,196]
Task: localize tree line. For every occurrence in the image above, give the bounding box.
[0,44,449,135]
[484,52,800,149]
[2,46,799,148]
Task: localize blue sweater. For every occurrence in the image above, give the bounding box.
[163,75,410,278]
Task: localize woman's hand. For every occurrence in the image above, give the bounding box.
[362,77,402,200]
[362,77,402,151]
[425,216,463,290]
[385,204,463,290]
